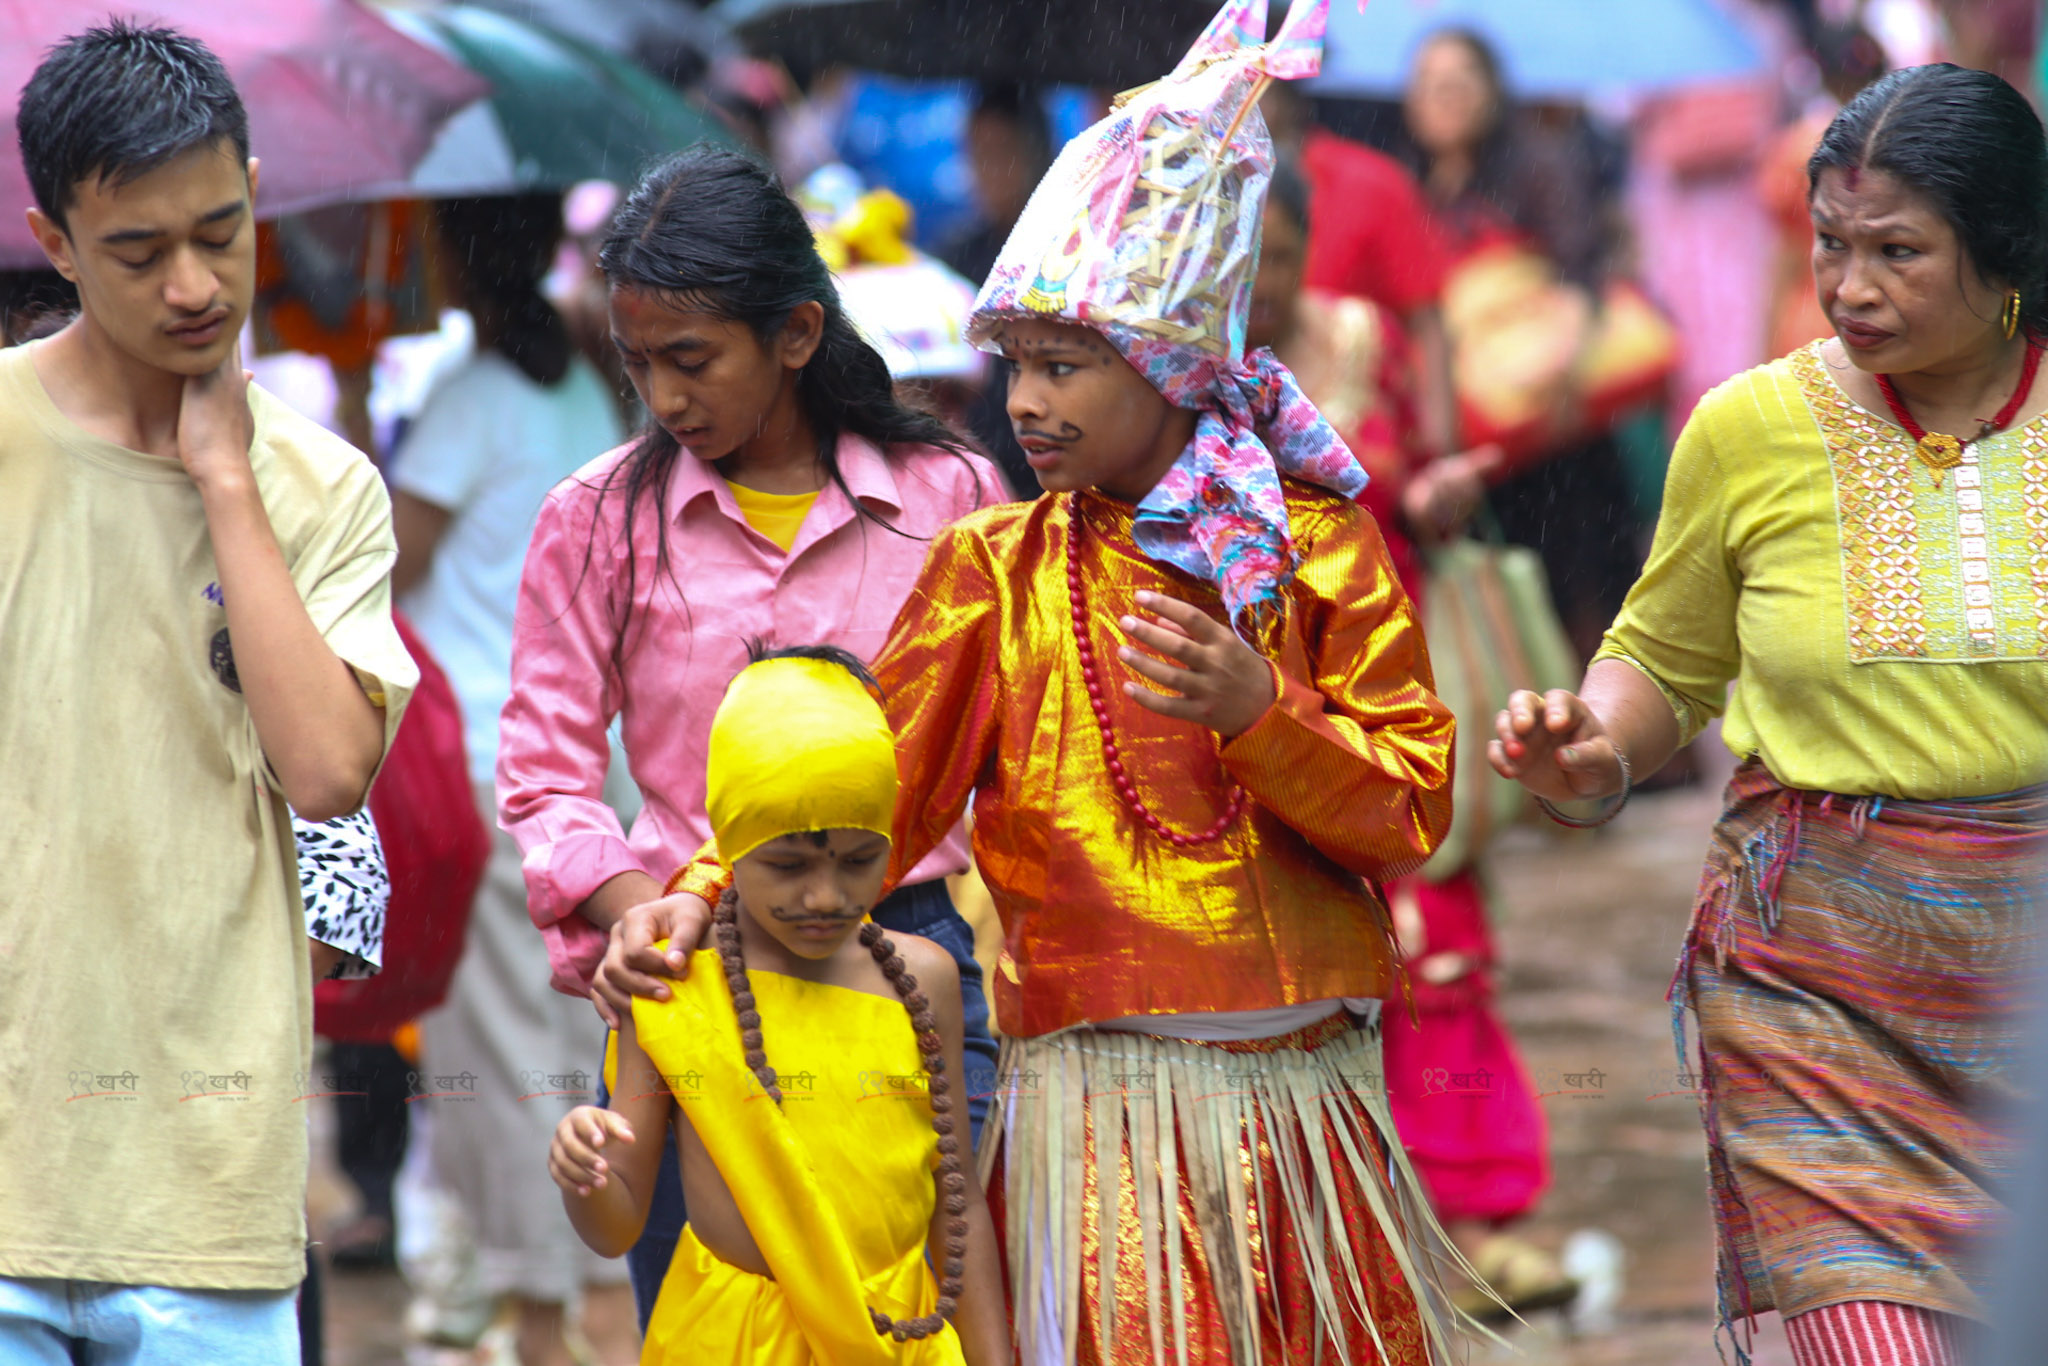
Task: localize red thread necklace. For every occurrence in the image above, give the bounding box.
[1874,337,2041,486]
[1066,498,1247,847]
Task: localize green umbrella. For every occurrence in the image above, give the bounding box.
[386,5,732,193]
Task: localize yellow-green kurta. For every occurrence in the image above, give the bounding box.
[632,952,962,1365]
[1595,341,2048,798]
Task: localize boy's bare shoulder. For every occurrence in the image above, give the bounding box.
[886,930,962,999]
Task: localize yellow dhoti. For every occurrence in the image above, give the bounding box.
[651,1227,959,1364]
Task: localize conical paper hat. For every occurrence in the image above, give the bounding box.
[969,0,1331,401]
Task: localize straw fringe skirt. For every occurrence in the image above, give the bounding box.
[980,1015,1451,1366]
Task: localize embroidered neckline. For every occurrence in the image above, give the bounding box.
[1790,343,2048,663]
[1799,341,2048,454]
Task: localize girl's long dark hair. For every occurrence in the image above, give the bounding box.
[433,193,573,387]
[1810,64,2048,336]
[583,143,979,670]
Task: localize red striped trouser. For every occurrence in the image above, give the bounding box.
[1784,1302,1965,1366]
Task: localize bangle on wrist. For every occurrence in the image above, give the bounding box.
[1534,746,1632,829]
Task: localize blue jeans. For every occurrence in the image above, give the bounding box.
[0,1276,299,1365]
[613,878,997,1330]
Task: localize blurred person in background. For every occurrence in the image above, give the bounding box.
[1247,162,1496,598]
[1249,159,1569,1323]
[702,56,780,157]
[1932,0,2038,94]
[1759,20,1889,359]
[549,179,640,433]
[0,267,75,345]
[1262,81,1459,464]
[702,55,847,190]
[1400,29,1649,660]
[939,82,1057,497]
[1626,71,1777,449]
[389,192,634,1366]
[937,82,1051,287]
[1493,64,2048,1366]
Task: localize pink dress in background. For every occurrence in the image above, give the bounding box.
[1379,875,1550,1225]
[1627,80,1779,428]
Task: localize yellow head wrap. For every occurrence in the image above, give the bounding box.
[704,655,898,867]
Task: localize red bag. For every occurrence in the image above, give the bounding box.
[314,612,489,1042]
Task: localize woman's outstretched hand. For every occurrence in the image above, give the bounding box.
[1400,443,1503,544]
[1487,688,1626,804]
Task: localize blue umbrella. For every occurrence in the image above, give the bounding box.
[1310,0,1765,99]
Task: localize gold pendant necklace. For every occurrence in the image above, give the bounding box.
[1912,432,1966,485]
[1876,339,2041,488]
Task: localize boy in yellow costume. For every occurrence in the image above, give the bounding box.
[547,645,1008,1365]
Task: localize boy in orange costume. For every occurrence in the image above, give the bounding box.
[602,3,1459,1360]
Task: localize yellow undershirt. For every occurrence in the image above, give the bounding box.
[726,480,820,553]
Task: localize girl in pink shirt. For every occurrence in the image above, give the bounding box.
[497,144,1006,1326]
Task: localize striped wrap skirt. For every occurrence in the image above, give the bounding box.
[1674,760,2047,1343]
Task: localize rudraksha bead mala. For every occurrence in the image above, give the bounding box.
[710,891,968,1341]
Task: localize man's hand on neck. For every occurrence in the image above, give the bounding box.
[174,343,257,491]
[34,324,261,489]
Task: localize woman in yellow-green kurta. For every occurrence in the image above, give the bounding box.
[548,647,1007,1365]
[1492,66,2048,1366]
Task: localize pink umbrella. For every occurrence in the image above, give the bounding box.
[0,0,490,266]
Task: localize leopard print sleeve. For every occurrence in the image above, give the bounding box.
[294,808,389,980]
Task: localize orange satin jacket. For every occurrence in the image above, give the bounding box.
[679,485,1454,1038]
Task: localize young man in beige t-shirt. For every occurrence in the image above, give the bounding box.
[0,22,415,1362]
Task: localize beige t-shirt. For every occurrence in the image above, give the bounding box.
[0,343,416,1290]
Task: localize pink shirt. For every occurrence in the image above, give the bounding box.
[499,432,1006,994]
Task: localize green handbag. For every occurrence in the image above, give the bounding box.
[1416,532,1579,880]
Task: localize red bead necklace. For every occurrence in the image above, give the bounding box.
[1874,336,2041,485]
[1065,497,1247,847]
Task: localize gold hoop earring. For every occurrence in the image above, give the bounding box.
[2004,289,2022,340]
